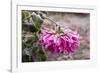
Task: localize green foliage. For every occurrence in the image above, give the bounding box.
[22,10,48,62]
[22,11,47,33]
[32,43,47,61]
[22,11,31,23]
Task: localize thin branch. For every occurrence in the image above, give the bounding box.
[45,17,59,27]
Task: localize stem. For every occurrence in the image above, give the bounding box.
[41,46,48,58]
[45,17,63,33]
[45,17,71,34]
[45,17,59,27]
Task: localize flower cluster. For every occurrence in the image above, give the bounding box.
[39,31,80,54]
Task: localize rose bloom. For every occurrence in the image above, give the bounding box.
[39,31,80,54]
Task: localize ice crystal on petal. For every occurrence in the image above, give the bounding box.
[39,31,80,54]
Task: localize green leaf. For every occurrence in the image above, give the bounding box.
[22,11,31,19]
[31,12,43,28]
[32,43,47,61]
[32,34,38,42]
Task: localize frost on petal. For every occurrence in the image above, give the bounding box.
[39,31,80,54]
